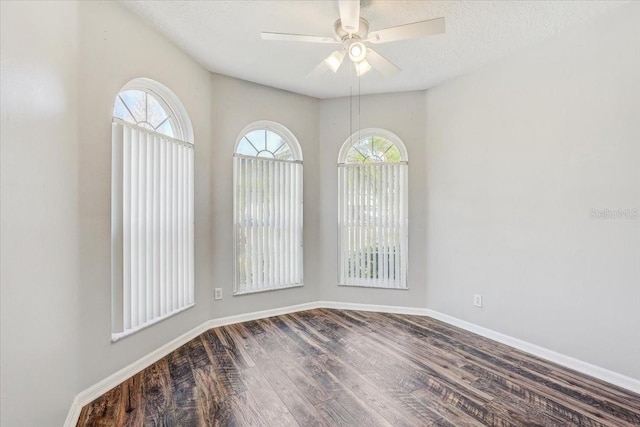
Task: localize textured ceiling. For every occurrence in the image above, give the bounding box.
[121,0,627,99]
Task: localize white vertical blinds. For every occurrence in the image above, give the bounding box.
[234,156,303,294]
[338,163,408,288]
[112,121,194,338]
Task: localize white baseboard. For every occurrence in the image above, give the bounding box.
[65,300,639,427]
[64,301,321,427]
[420,308,640,395]
[318,301,640,394]
[320,301,431,316]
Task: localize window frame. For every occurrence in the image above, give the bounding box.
[111,78,195,342]
[116,78,194,144]
[233,120,304,295]
[234,120,303,161]
[337,128,409,289]
[338,128,408,165]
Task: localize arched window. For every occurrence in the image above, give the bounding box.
[114,89,177,138]
[338,129,408,289]
[234,121,303,294]
[111,78,194,341]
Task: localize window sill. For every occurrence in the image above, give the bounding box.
[111,303,196,343]
[338,283,408,290]
[233,283,304,296]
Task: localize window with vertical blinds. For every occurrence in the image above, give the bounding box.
[233,121,303,295]
[111,79,194,341]
[338,129,408,289]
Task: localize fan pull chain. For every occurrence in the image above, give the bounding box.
[349,61,362,146]
[349,60,353,144]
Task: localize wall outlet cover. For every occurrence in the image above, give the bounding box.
[474,294,482,308]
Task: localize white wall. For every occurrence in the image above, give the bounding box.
[318,91,429,307]
[424,2,640,379]
[1,2,79,425]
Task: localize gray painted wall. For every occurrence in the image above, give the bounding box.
[1,1,638,425]
[423,2,640,379]
[317,91,429,307]
[76,0,214,391]
[75,1,320,393]
[1,2,79,425]
[2,2,320,425]
[209,74,321,317]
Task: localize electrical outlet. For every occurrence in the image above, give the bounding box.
[473,294,482,308]
[214,288,223,300]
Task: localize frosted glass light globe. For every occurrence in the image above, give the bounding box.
[348,42,367,63]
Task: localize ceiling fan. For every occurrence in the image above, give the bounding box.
[261,0,445,77]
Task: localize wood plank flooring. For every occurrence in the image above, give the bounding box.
[78,309,640,426]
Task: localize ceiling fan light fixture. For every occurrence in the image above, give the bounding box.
[324,49,346,73]
[354,59,372,76]
[348,42,367,63]
[261,0,446,82]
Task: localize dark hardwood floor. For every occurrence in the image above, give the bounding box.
[78,309,640,426]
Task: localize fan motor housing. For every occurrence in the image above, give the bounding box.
[334,18,370,41]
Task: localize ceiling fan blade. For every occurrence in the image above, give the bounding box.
[261,32,340,44]
[306,61,329,78]
[368,17,445,44]
[338,0,360,34]
[366,48,401,76]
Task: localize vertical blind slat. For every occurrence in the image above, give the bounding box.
[245,157,251,291]
[250,159,257,291]
[130,129,139,328]
[138,130,146,325]
[263,161,269,286]
[152,134,159,319]
[276,161,282,286]
[373,165,379,287]
[158,138,165,317]
[178,145,184,309]
[368,165,374,281]
[188,145,195,304]
[351,166,356,285]
[363,166,369,280]
[298,164,301,281]
[170,142,176,311]
[145,133,153,323]
[282,160,291,283]
[393,165,401,287]
[377,166,382,286]
[401,164,408,286]
[244,158,251,289]
[358,165,364,280]
[256,161,262,288]
[183,145,188,306]
[122,126,132,330]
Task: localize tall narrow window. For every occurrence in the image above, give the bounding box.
[234,121,303,294]
[338,129,408,289]
[111,78,194,341]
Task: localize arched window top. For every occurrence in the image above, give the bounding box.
[113,78,193,144]
[234,121,302,162]
[338,128,407,164]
